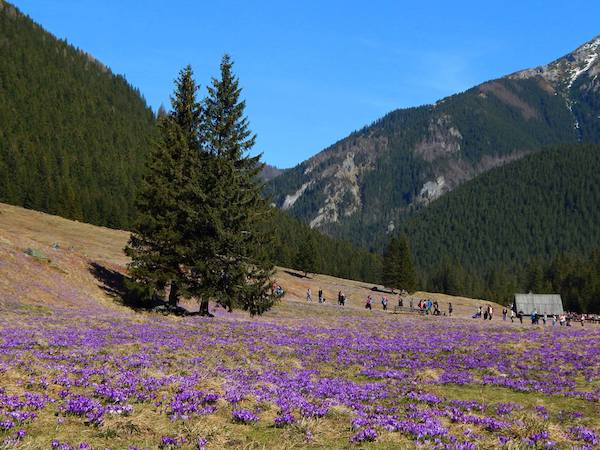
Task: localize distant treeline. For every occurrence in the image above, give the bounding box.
[267,209,382,284]
[402,143,600,312]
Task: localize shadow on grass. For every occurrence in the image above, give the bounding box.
[89,262,127,298]
[283,269,309,279]
[369,286,396,294]
[89,262,187,315]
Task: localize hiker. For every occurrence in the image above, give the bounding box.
[502,308,507,321]
[365,295,372,310]
[306,288,312,302]
[340,292,346,306]
[488,305,493,320]
[318,289,323,304]
[531,309,538,325]
[381,296,388,311]
[337,290,342,306]
[448,302,453,317]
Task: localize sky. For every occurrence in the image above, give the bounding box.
[13,0,600,168]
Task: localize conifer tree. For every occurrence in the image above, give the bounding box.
[382,236,401,289]
[382,235,417,292]
[189,54,274,315]
[294,233,317,277]
[125,117,189,305]
[125,66,202,306]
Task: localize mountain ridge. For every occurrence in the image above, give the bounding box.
[267,34,600,250]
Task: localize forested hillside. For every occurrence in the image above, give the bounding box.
[0,2,381,284]
[402,143,600,311]
[267,36,600,251]
[0,1,156,228]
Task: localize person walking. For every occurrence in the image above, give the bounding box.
[365,295,372,310]
[381,296,388,311]
[488,305,493,320]
[510,309,515,323]
[306,288,312,302]
[318,289,323,304]
[448,302,453,317]
[502,308,507,321]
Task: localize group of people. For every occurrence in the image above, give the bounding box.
[472,305,494,320]
[510,309,588,327]
[416,298,445,315]
[468,304,591,327]
[306,288,347,305]
[366,294,406,311]
[364,295,391,310]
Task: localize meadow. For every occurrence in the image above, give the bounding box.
[0,204,599,449]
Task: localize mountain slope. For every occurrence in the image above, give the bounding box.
[402,142,600,276]
[0,1,156,228]
[267,35,600,250]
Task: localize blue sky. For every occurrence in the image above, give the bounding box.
[14,0,600,168]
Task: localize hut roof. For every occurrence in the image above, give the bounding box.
[513,293,564,315]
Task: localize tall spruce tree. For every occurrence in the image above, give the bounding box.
[382,235,417,292]
[294,233,317,277]
[382,236,401,289]
[125,66,202,306]
[191,54,274,315]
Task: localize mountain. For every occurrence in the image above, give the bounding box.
[267,35,600,250]
[0,1,156,228]
[259,164,285,182]
[401,142,600,311]
[403,142,600,276]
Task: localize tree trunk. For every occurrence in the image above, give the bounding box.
[199,298,212,316]
[168,281,179,307]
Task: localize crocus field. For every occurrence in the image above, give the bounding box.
[0,298,599,450]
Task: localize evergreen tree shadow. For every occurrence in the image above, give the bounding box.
[88,262,164,311]
[284,269,309,279]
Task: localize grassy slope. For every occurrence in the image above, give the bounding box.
[0,203,598,450]
[0,202,494,317]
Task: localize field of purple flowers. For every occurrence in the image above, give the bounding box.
[0,299,599,450]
